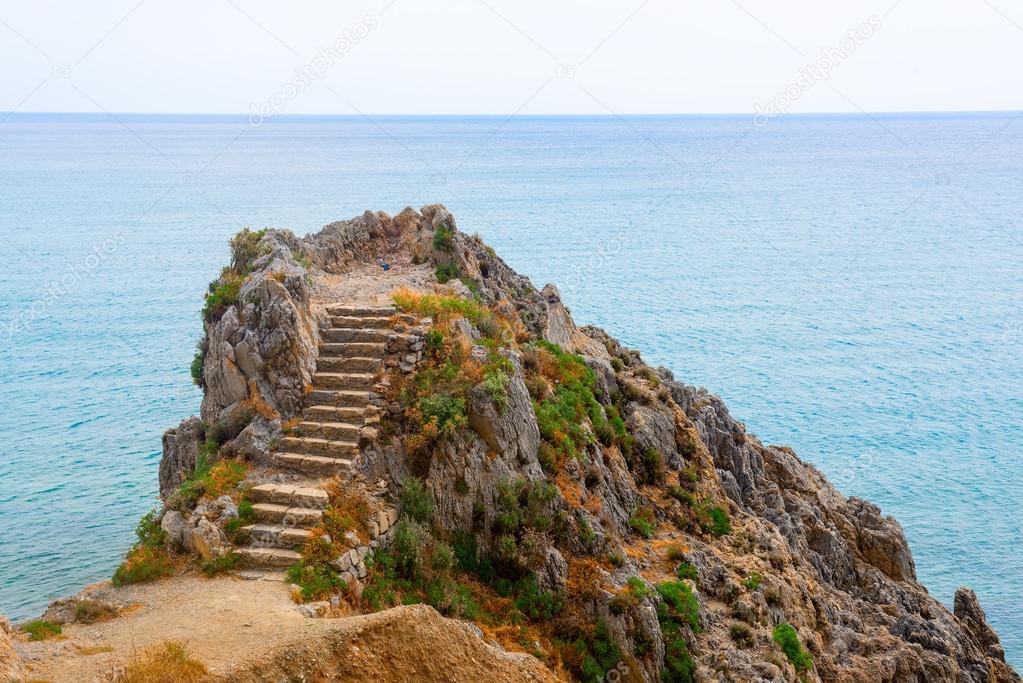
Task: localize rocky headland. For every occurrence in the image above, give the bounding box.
[7,206,1017,682]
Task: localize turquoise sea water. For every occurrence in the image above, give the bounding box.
[0,112,1020,664]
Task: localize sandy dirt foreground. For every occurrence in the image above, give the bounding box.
[14,574,558,683]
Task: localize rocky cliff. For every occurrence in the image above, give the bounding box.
[152,206,1016,683]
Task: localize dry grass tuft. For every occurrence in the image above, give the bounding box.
[113,641,207,683]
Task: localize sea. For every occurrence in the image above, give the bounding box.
[0,112,1020,665]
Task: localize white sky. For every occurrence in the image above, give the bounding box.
[1,0,1021,115]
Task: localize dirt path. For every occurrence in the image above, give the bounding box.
[15,574,558,683]
[311,262,437,310]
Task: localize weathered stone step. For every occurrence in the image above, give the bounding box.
[249,483,329,509]
[320,342,387,358]
[316,356,382,373]
[252,503,323,527]
[321,328,391,344]
[306,389,373,407]
[325,305,396,317]
[236,546,301,569]
[313,372,375,390]
[279,435,359,456]
[241,524,312,550]
[329,315,392,329]
[275,452,356,475]
[298,420,361,441]
[304,404,366,422]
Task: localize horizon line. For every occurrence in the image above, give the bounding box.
[3,108,1022,120]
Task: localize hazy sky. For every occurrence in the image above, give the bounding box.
[2,0,1021,115]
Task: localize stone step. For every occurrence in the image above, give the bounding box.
[313,372,376,390]
[298,420,361,441]
[249,483,329,509]
[236,546,302,569]
[241,524,312,550]
[320,342,388,358]
[316,356,382,373]
[252,503,323,527]
[321,328,391,344]
[279,435,359,456]
[329,315,392,329]
[304,404,367,422]
[275,452,356,475]
[325,305,396,317]
[306,389,373,407]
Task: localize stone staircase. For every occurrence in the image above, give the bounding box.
[234,304,395,570]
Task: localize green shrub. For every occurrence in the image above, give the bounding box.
[433,223,454,250]
[435,262,458,283]
[677,562,698,581]
[201,552,242,577]
[701,505,731,537]
[224,499,255,536]
[113,545,173,586]
[570,620,622,683]
[529,341,607,468]
[743,572,763,591]
[419,394,466,431]
[657,580,701,682]
[513,575,564,621]
[21,619,62,641]
[390,519,431,580]
[229,227,269,272]
[112,510,173,586]
[482,367,509,412]
[287,560,345,602]
[773,623,813,673]
[399,477,435,523]
[628,507,656,539]
[190,339,207,387]
[657,580,701,632]
[201,269,245,323]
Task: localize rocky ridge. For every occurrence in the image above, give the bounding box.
[30,205,1014,683]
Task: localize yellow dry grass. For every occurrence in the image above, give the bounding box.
[113,641,207,683]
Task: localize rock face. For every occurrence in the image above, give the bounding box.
[0,617,24,683]
[157,206,1019,683]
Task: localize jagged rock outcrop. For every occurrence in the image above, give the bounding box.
[156,206,1018,683]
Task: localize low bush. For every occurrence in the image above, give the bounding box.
[287,560,346,602]
[113,510,173,587]
[676,562,698,581]
[433,222,454,250]
[435,262,458,283]
[21,619,61,641]
[628,507,656,539]
[773,623,813,673]
[74,599,117,624]
[399,477,435,523]
[190,338,207,388]
[201,552,242,577]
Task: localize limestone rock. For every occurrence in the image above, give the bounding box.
[0,616,24,683]
[190,517,225,561]
[159,416,203,497]
[160,510,188,551]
